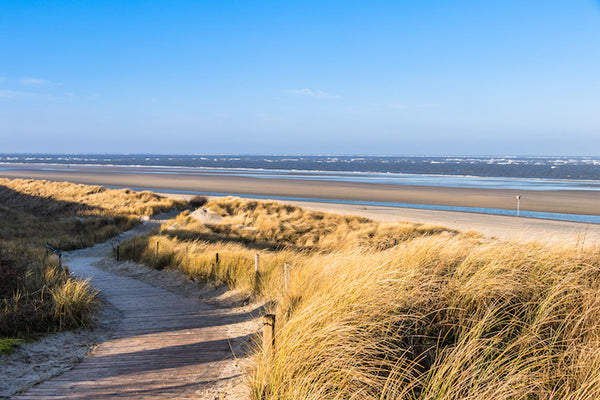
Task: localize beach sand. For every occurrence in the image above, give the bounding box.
[1,163,599,244]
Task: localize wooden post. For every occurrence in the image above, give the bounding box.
[116,245,120,262]
[58,253,62,269]
[155,241,159,259]
[215,252,220,264]
[263,314,275,359]
[254,253,260,293]
[284,263,289,292]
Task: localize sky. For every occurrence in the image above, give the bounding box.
[0,0,599,155]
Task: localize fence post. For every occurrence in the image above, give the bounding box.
[155,241,159,259]
[254,253,260,293]
[215,252,220,264]
[263,314,276,359]
[116,245,120,262]
[58,253,62,269]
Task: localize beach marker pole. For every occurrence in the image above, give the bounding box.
[516,195,521,217]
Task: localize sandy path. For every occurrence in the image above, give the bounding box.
[12,217,259,400]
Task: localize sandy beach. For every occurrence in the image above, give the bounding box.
[1,163,599,244]
[1,163,599,215]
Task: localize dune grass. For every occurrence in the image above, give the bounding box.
[117,196,600,399]
[0,178,185,343]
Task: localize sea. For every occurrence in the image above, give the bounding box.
[1,154,599,223]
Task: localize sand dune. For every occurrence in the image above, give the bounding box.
[1,163,599,244]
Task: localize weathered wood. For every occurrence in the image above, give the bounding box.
[263,314,276,359]
[254,253,261,293]
[14,252,247,400]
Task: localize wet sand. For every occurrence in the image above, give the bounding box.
[0,163,599,216]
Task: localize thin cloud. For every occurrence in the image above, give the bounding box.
[0,89,53,99]
[287,88,342,99]
[21,77,57,86]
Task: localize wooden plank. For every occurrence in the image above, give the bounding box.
[13,254,249,400]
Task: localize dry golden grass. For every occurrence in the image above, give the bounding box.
[0,177,183,217]
[252,238,600,399]
[166,197,454,252]
[118,196,600,399]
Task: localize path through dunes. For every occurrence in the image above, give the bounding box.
[13,219,257,399]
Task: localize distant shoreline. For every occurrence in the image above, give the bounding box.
[1,163,599,219]
[1,154,600,182]
[2,162,598,192]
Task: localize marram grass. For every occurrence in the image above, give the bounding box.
[119,197,600,399]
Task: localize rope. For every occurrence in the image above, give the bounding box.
[45,243,62,255]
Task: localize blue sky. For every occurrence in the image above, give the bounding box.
[1,0,599,155]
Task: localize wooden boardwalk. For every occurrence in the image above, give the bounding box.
[14,252,254,399]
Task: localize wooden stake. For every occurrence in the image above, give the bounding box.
[263,314,275,359]
[116,245,120,262]
[215,252,220,264]
[156,241,159,259]
[254,253,260,293]
[58,253,62,269]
